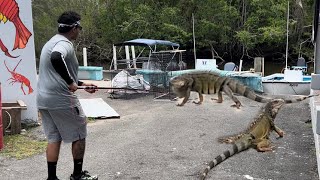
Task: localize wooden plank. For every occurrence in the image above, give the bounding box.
[17,100,27,109]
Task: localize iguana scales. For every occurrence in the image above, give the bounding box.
[170,71,315,108]
[199,98,286,180]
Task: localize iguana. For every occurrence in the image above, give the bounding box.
[199,99,286,180]
[170,71,315,108]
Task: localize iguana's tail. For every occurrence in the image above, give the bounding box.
[284,94,319,103]
[199,136,252,180]
[230,80,271,103]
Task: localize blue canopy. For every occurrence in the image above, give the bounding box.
[115,38,180,47]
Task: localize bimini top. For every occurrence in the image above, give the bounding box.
[114,38,180,47]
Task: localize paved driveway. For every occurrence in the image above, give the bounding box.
[0,90,318,180]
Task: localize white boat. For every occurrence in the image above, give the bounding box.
[262,69,311,95]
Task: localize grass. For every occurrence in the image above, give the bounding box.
[87,117,96,123]
[0,134,47,160]
[0,117,96,160]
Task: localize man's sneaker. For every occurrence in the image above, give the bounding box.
[70,170,98,180]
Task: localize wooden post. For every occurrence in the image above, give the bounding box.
[131,46,137,69]
[83,47,88,66]
[254,57,264,76]
[112,45,117,70]
[125,45,131,69]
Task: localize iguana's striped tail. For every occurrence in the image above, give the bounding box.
[284,94,319,104]
[229,79,271,103]
[199,137,252,180]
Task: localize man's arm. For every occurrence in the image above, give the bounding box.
[51,51,74,85]
[51,51,78,92]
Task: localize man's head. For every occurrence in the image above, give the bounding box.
[57,11,82,40]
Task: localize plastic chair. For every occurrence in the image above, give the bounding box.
[224,62,237,71]
[297,57,306,66]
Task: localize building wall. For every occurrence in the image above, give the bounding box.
[0,0,37,122]
[310,89,320,179]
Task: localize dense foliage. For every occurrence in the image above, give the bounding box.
[32,0,315,69]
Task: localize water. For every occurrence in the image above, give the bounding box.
[263,61,285,76]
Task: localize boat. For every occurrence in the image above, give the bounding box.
[262,69,311,95]
[261,2,311,95]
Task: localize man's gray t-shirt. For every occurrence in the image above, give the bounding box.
[37,34,80,109]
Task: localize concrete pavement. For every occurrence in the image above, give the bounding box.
[0,90,318,180]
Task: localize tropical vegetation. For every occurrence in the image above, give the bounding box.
[32,0,315,71]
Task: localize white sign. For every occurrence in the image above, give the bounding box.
[195,59,217,70]
[0,0,38,122]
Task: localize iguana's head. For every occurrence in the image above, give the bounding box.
[266,99,285,119]
[170,76,193,97]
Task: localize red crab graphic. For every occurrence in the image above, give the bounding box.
[4,59,33,95]
[0,0,32,58]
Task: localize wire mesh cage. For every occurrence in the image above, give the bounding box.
[147,50,187,100]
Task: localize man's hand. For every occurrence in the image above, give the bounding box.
[82,83,98,93]
[68,82,78,92]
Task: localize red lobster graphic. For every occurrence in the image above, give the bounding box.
[4,59,33,95]
[0,0,32,58]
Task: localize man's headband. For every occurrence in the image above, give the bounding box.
[58,20,81,28]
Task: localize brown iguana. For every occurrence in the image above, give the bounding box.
[199,99,286,180]
[218,92,317,143]
[170,71,315,108]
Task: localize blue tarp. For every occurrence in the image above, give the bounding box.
[114,38,180,47]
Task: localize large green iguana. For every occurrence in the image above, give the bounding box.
[170,71,315,108]
[199,99,286,180]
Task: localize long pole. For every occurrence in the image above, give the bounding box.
[285,1,289,70]
[315,0,320,74]
[78,86,149,91]
[192,13,197,66]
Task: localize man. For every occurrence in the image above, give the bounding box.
[37,11,98,180]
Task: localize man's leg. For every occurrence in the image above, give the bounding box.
[40,109,63,180]
[52,106,97,180]
[47,141,61,180]
[72,138,86,177]
[47,141,62,161]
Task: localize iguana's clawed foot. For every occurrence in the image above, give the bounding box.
[276,132,285,139]
[257,146,274,152]
[277,131,285,138]
[176,103,185,106]
[172,97,179,101]
[218,138,234,144]
[211,98,222,103]
[231,103,242,109]
[192,100,202,105]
